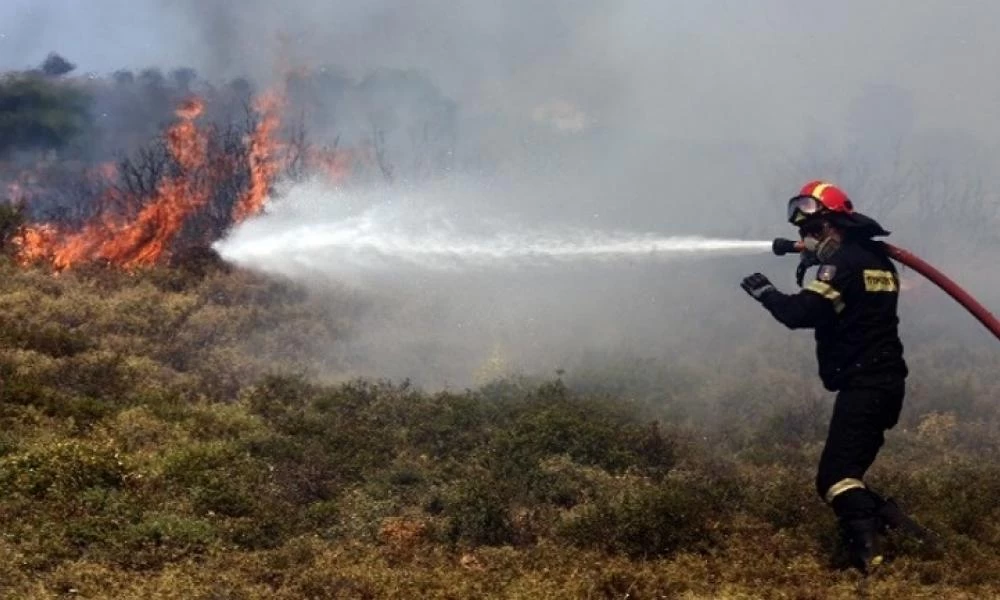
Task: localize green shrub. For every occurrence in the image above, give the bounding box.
[739,463,826,531]
[246,379,400,493]
[0,319,92,357]
[0,259,996,595]
[160,441,274,518]
[110,513,215,569]
[392,391,490,460]
[0,440,125,499]
[445,475,516,547]
[0,431,17,457]
[226,511,292,550]
[245,374,319,422]
[557,478,721,558]
[486,386,677,492]
[916,461,1000,544]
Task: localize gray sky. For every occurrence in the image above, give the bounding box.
[3,1,999,146]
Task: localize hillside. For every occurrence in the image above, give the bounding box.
[0,258,997,599]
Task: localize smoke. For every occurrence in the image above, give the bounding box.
[4,1,1000,387]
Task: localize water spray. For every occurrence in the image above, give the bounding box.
[772,238,1000,341]
[214,197,775,275]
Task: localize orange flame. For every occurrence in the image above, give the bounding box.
[23,97,210,270]
[307,146,353,185]
[232,91,284,223]
[12,78,362,271]
[94,161,118,182]
[13,223,58,265]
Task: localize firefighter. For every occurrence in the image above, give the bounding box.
[739,181,918,573]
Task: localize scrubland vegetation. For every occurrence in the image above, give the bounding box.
[0,256,997,599]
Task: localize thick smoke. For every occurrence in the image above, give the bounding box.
[3,1,1000,388]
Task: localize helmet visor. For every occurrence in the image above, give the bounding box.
[787,195,824,224]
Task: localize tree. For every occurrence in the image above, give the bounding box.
[357,68,458,181]
[171,68,198,91]
[40,53,76,77]
[0,73,92,157]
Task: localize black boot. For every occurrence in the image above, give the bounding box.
[879,498,921,536]
[841,517,884,574]
[878,497,940,552]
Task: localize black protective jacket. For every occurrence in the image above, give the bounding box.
[760,239,908,391]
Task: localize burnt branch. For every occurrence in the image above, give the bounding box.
[371,122,394,183]
[117,140,169,207]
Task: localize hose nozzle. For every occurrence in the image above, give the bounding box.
[772,237,804,256]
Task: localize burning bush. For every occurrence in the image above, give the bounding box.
[2,57,458,272]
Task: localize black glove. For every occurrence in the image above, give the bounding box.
[741,273,776,301]
[796,250,821,288]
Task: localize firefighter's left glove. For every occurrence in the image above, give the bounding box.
[741,273,776,302]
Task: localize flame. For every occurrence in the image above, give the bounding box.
[93,98,209,268]
[307,145,353,185]
[11,78,362,271]
[13,223,58,265]
[232,91,284,223]
[95,162,118,182]
[24,97,210,270]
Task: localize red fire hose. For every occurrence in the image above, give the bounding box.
[772,238,1000,342]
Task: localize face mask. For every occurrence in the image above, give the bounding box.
[801,232,841,262]
[815,236,841,262]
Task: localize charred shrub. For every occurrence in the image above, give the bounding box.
[0,202,26,254]
[168,245,229,276]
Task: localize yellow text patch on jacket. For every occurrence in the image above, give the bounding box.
[863,269,898,292]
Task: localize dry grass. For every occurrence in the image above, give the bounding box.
[0,258,998,599]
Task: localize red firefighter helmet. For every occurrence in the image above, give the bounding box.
[787,180,854,225]
[786,180,890,238]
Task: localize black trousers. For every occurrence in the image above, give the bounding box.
[815,377,905,520]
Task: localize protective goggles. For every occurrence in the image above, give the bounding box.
[786,195,825,224]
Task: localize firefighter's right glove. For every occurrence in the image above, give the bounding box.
[741,273,776,302]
